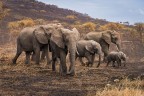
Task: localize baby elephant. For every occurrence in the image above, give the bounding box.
[76,40,102,67]
[106,51,127,67]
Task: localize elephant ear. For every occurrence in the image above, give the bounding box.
[102,31,111,44]
[119,51,126,60]
[72,28,80,41]
[85,43,95,54]
[50,28,65,48]
[34,26,48,44]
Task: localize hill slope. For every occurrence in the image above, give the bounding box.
[1,0,107,29]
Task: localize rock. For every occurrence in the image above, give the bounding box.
[106,84,111,87]
[114,79,120,83]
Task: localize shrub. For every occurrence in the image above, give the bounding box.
[82,22,96,32]
[99,23,124,31]
[8,18,35,36]
[66,15,77,20]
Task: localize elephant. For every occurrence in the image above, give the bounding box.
[12,23,62,65]
[76,40,102,67]
[85,30,121,66]
[50,27,80,76]
[106,51,127,67]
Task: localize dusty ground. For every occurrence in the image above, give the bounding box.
[0,45,144,96]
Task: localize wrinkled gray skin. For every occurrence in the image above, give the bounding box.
[85,30,121,66]
[31,23,63,63]
[50,28,80,76]
[106,51,127,67]
[12,24,62,65]
[76,40,102,67]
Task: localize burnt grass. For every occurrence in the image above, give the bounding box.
[0,57,144,96]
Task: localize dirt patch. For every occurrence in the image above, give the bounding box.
[0,59,144,96]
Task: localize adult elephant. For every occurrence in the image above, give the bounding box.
[50,27,80,76]
[12,23,62,65]
[85,30,121,67]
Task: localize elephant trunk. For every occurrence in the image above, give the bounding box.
[116,43,121,51]
[67,41,76,76]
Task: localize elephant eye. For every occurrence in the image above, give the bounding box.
[114,37,118,40]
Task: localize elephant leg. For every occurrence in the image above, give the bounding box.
[12,51,22,64]
[97,54,101,67]
[91,54,95,66]
[124,62,126,67]
[12,41,22,64]
[41,49,45,61]
[59,50,67,75]
[79,57,85,66]
[117,59,121,68]
[101,43,109,62]
[85,53,92,67]
[106,60,111,67]
[25,52,31,64]
[31,52,35,61]
[43,46,50,65]
[103,51,109,62]
[35,48,40,65]
[52,52,57,71]
[112,61,116,67]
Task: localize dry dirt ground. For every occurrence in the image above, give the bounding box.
[0,45,144,96]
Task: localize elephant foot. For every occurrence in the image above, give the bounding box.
[60,73,67,76]
[52,69,56,71]
[85,62,89,67]
[12,62,16,65]
[124,64,126,67]
[11,62,16,66]
[81,63,85,66]
[67,71,75,76]
[12,59,16,64]
[89,64,93,67]
[112,65,116,67]
[59,69,67,76]
[96,65,100,68]
[25,62,29,65]
[35,62,40,65]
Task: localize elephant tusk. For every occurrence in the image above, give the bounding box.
[76,49,79,55]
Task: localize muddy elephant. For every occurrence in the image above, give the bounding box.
[85,30,121,66]
[106,51,127,67]
[12,23,62,65]
[76,40,102,67]
[50,27,80,76]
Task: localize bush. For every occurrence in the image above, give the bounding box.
[66,15,77,20]
[99,23,124,31]
[82,22,96,32]
[8,18,35,36]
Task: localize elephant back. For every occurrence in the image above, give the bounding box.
[85,32,102,42]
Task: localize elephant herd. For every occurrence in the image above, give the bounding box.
[12,23,127,76]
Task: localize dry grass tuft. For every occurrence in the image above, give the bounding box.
[96,78,144,96]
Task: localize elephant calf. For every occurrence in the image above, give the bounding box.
[106,51,127,67]
[76,40,102,67]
